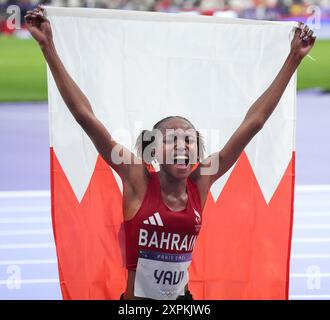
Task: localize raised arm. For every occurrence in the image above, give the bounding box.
[191,23,316,200]
[24,6,148,187]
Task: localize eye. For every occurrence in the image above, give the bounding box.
[185,135,197,144]
[164,135,175,144]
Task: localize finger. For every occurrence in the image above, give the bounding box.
[37,4,45,11]
[303,30,314,42]
[298,22,304,30]
[294,26,302,36]
[25,15,37,25]
[25,14,41,27]
[310,35,316,45]
[299,24,306,38]
[24,14,33,20]
[30,13,39,19]
[28,10,46,23]
[33,9,43,16]
[303,35,309,41]
[33,8,47,21]
[300,26,308,38]
[25,13,37,20]
[34,5,45,17]
[307,29,314,37]
[25,18,36,28]
[24,16,32,23]
[25,12,38,20]
[33,7,44,16]
[303,26,310,37]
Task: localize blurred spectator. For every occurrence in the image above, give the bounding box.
[19,0,35,24]
[1,0,36,34]
[1,0,330,35]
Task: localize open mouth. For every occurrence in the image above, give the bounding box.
[173,155,189,168]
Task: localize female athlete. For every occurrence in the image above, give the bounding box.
[25,6,315,300]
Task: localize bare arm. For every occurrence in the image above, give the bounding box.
[41,41,137,176]
[24,6,148,187]
[191,23,316,200]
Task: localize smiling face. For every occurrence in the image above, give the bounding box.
[153,118,199,179]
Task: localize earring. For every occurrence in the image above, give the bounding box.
[151,158,160,172]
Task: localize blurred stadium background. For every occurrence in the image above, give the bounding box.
[0,0,330,300]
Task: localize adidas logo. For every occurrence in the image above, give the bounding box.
[143,212,164,227]
[194,209,201,223]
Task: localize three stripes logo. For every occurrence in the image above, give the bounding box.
[143,212,164,227]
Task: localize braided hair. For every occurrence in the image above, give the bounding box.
[135,116,205,164]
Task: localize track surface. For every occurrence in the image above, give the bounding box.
[0,90,329,299]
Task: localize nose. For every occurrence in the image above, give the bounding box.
[174,138,187,152]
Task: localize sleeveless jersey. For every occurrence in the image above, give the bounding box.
[123,172,203,300]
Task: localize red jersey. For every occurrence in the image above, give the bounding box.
[123,172,203,300]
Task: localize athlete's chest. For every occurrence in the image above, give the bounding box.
[160,192,188,212]
[140,205,200,230]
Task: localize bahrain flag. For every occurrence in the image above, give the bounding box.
[46,6,297,299]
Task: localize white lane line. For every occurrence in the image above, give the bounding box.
[0,217,51,224]
[290,273,330,278]
[293,224,330,229]
[0,243,55,249]
[290,295,330,299]
[291,254,330,259]
[0,229,53,236]
[292,238,330,243]
[0,278,59,285]
[0,259,57,265]
[0,190,50,198]
[0,207,50,213]
[294,203,330,207]
[295,185,330,192]
[293,213,330,217]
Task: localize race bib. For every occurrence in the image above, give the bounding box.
[134,250,192,300]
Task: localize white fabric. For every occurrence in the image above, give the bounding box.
[46,6,297,203]
[134,251,191,300]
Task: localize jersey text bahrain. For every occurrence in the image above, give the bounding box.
[138,229,197,251]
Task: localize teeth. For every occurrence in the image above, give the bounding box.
[173,155,189,166]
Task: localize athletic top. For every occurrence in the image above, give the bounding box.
[124,172,203,270]
[123,172,203,299]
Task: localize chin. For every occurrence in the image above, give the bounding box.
[163,164,193,179]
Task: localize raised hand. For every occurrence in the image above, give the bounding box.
[24,5,53,47]
[290,22,316,61]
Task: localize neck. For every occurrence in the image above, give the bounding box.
[157,171,187,197]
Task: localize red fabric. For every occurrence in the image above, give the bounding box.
[124,172,203,270]
[50,147,295,299]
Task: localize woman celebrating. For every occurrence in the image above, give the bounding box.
[25,6,315,300]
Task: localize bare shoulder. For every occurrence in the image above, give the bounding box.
[122,162,151,220]
[189,156,215,185]
[126,162,151,191]
[189,162,213,210]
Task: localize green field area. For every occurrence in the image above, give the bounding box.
[0,35,329,102]
[0,36,47,102]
